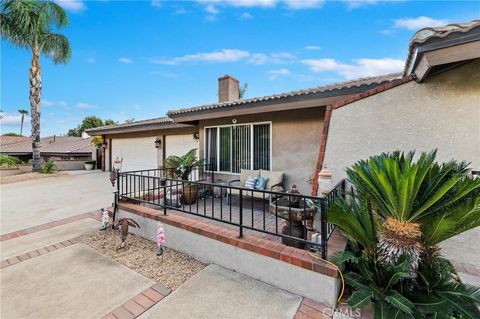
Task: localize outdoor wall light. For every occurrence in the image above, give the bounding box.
[318,164,333,196]
[154,138,162,148]
[193,132,200,142]
[232,118,237,124]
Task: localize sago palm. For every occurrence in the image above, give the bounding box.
[164,149,204,181]
[1,0,71,170]
[346,150,480,269]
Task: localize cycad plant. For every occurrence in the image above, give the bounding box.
[1,0,71,170]
[329,150,480,318]
[163,149,204,181]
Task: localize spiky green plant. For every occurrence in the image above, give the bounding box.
[163,149,204,181]
[1,0,71,171]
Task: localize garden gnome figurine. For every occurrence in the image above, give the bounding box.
[157,222,165,256]
[100,208,109,230]
[115,218,140,249]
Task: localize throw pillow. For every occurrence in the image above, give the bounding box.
[244,176,257,189]
[255,176,269,190]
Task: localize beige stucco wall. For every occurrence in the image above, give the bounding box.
[324,59,480,185]
[199,107,325,194]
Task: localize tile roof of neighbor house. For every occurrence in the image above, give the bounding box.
[85,116,183,134]
[404,19,480,74]
[0,136,94,155]
[167,73,402,116]
[0,136,31,147]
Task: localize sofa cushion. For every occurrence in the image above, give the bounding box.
[255,176,268,190]
[244,176,258,189]
[240,169,260,186]
[260,170,284,190]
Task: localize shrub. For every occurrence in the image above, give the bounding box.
[40,161,57,174]
[329,150,480,318]
[0,155,19,167]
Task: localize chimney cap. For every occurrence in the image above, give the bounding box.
[218,74,239,82]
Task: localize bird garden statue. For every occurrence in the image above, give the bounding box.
[114,218,140,249]
[100,208,109,231]
[157,222,165,257]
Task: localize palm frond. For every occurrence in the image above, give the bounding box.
[40,32,71,64]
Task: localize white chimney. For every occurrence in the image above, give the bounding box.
[81,131,90,139]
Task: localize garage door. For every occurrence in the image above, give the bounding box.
[165,134,199,159]
[111,137,158,172]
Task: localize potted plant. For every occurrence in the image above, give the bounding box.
[164,149,204,205]
[84,160,96,170]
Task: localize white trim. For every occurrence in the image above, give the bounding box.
[204,121,272,174]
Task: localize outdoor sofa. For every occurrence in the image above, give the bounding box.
[227,169,285,204]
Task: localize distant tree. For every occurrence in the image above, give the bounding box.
[124,118,135,124]
[104,119,118,126]
[239,82,248,99]
[2,132,22,136]
[67,116,104,137]
[1,0,71,171]
[18,109,28,135]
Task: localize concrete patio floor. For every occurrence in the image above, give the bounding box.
[139,264,303,319]
[1,244,154,319]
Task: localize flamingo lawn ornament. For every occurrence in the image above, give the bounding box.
[114,218,140,249]
[157,222,165,256]
[100,208,109,230]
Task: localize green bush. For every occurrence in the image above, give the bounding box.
[40,161,57,174]
[0,155,19,167]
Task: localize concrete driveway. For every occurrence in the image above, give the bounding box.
[0,170,115,234]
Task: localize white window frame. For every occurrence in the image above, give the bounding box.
[204,121,272,174]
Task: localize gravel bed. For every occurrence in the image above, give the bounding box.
[80,229,206,290]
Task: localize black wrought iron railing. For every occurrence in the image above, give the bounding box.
[115,168,345,259]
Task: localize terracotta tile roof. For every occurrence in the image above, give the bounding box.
[85,117,175,134]
[0,136,94,154]
[404,20,480,74]
[0,136,30,147]
[167,73,402,116]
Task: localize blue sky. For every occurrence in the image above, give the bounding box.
[1,0,479,136]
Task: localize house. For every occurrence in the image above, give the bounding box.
[88,74,400,193]
[0,135,95,170]
[314,20,480,192]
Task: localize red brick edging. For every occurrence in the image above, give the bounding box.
[0,210,103,242]
[1,238,81,269]
[119,202,344,278]
[101,283,171,319]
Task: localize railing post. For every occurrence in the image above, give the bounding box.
[238,189,243,238]
[112,190,119,229]
[162,178,167,216]
[320,198,328,259]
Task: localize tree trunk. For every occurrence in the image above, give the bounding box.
[20,114,24,135]
[30,47,42,171]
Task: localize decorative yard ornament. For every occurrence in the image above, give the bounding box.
[157,222,165,256]
[100,208,109,230]
[318,164,333,196]
[114,218,140,249]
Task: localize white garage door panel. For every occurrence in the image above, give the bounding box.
[112,137,158,172]
[165,135,199,158]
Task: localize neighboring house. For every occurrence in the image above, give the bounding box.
[88,20,479,195]
[88,74,400,193]
[316,20,480,191]
[0,135,95,170]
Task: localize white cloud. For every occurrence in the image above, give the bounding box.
[151,0,162,8]
[118,57,133,64]
[205,4,220,15]
[0,113,31,126]
[238,12,253,20]
[43,99,55,107]
[284,0,324,9]
[54,0,86,12]
[249,52,296,65]
[199,0,276,8]
[342,0,379,9]
[174,7,188,14]
[86,57,96,64]
[302,57,404,79]
[304,45,321,50]
[154,49,250,65]
[393,16,448,30]
[75,102,97,109]
[268,68,291,80]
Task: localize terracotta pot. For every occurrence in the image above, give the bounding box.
[183,185,198,205]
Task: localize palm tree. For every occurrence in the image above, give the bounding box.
[18,109,28,135]
[1,0,71,171]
